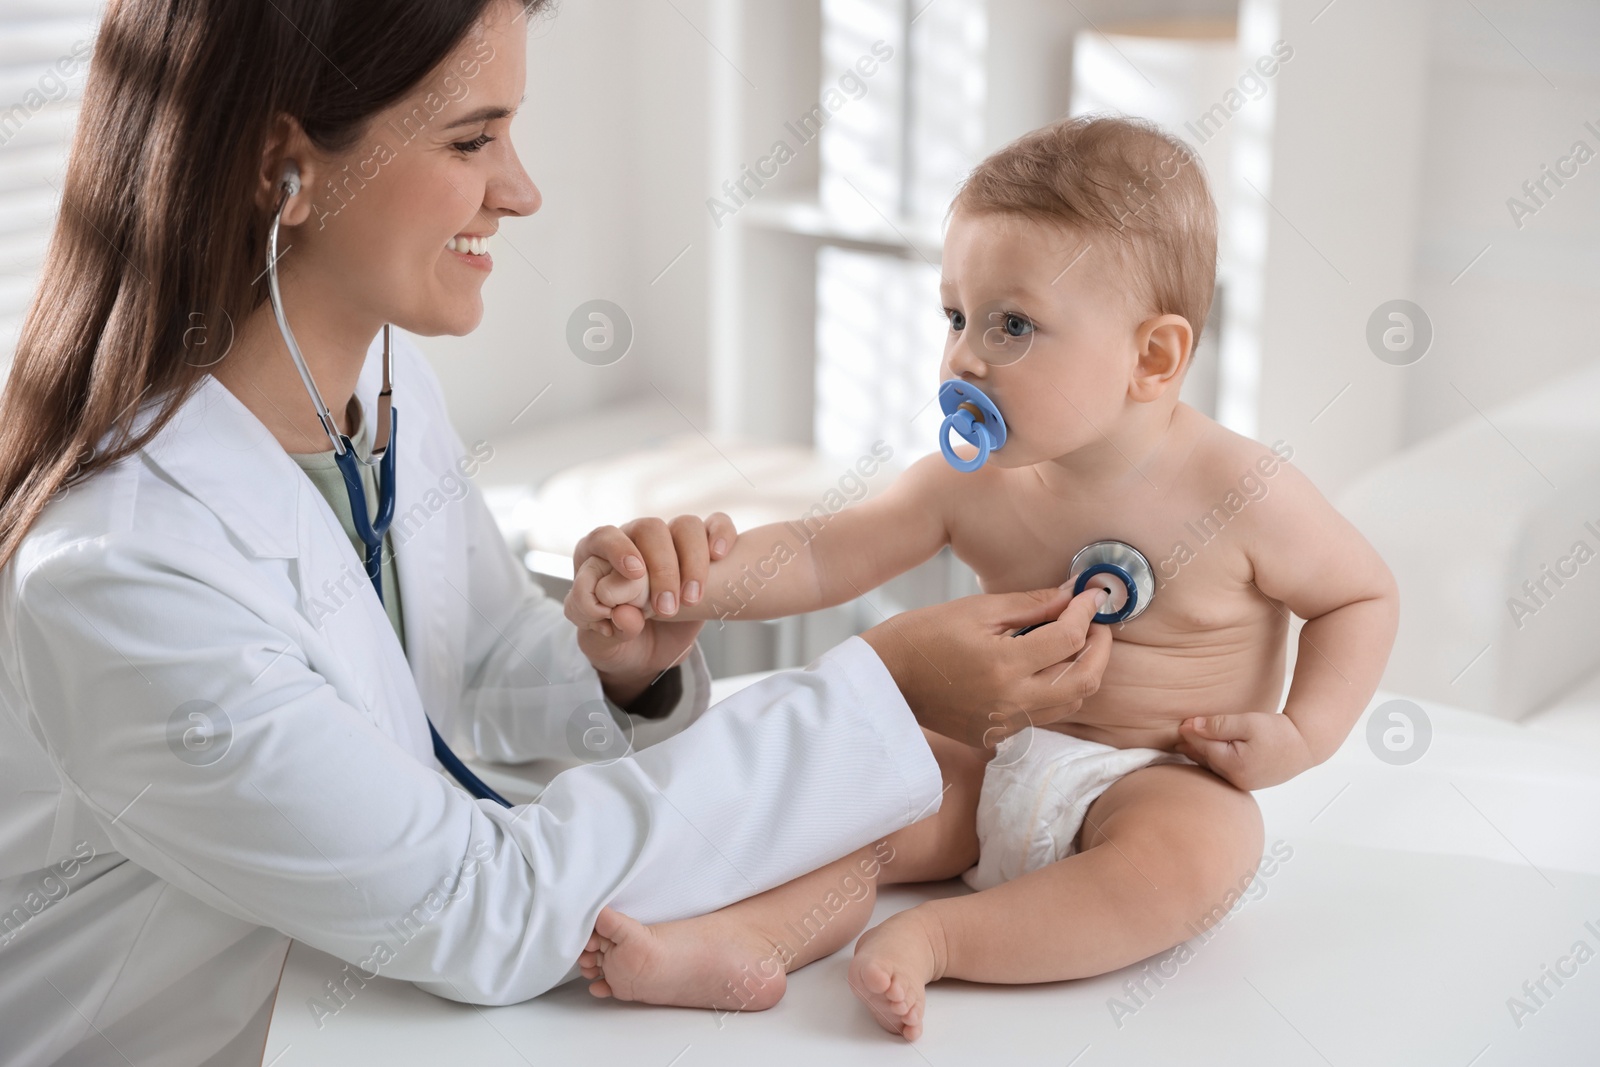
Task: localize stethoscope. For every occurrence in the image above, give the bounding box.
[937,379,1156,630]
[270,161,511,808]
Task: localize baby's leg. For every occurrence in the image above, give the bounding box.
[849,761,1263,1039]
[580,728,989,1012]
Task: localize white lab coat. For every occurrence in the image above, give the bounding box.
[0,332,942,1067]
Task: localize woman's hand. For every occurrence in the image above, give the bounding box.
[576,610,702,708]
[565,514,736,705]
[858,584,1113,748]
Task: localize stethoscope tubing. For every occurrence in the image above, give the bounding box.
[267,169,511,808]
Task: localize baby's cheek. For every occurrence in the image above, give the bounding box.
[1037,383,1111,446]
[1004,394,1070,458]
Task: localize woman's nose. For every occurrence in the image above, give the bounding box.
[492,150,541,218]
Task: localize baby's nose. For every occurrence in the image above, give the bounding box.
[944,338,990,379]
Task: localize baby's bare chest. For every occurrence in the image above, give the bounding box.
[949,481,1291,735]
[950,479,1266,630]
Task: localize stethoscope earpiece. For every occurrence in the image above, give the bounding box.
[279,160,301,200]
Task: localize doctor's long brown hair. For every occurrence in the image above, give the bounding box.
[0,0,548,572]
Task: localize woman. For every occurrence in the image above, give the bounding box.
[0,1,1110,1063]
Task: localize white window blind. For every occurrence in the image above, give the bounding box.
[812,0,986,463]
[0,1,103,379]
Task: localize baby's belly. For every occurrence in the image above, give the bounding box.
[1041,626,1288,752]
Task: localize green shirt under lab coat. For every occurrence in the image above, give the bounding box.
[287,405,406,650]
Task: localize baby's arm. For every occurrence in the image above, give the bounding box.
[1177,453,1400,790]
[574,454,962,628]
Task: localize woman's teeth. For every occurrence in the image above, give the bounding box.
[448,235,491,256]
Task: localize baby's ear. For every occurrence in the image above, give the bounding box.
[1129,314,1192,403]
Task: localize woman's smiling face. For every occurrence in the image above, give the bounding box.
[286,0,541,338]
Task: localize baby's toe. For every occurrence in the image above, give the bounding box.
[854,958,893,996]
[593,905,637,944]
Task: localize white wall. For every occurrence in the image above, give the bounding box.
[1249,0,1432,496]
[414,0,717,450]
[1404,0,1600,447]
[1247,0,1598,497]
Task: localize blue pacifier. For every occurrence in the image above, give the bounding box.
[937,379,1007,472]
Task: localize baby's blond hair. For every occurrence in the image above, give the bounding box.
[953,115,1218,349]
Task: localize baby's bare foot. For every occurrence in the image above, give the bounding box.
[578,906,788,1011]
[848,909,943,1041]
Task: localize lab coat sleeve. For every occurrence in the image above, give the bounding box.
[396,332,707,762]
[450,467,712,764]
[11,532,941,1005]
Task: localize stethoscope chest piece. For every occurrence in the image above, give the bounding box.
[938,379,1007,472]
[1071,540,1155,624]
[1010,538,1156,637]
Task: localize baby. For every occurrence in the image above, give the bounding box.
[565,115,1398,1039]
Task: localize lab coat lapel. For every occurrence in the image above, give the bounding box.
[139,368,435,763]
[138,375,300,559]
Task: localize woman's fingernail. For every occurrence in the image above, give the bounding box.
[624,555,644,574]
[1192,716,1207,732]
[684,580,701,604]
[713,538,728,558]
[1095,589,1109,607]
[657,591,677,615]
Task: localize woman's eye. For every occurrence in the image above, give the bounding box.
[946,309,966,331]
[453,133,495,154]
[1003,314,1034,337]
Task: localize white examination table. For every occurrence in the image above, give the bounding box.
[263,356,1600,1062]
[261,677,1600,1066]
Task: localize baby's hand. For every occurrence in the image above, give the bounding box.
[1175,711,1312,792]
[564,513,737,638]
[574,556,651,621]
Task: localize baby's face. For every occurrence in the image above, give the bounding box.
[938,210,1149,468]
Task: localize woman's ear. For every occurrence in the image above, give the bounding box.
[256,115,317,225]
[1130,313,1193,403]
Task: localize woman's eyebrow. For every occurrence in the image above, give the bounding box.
[442,95,526,130]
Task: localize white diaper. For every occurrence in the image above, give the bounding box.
[962,726,1190,892]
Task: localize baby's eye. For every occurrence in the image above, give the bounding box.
[1002,313,1034,338]
[945,308,966,332]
